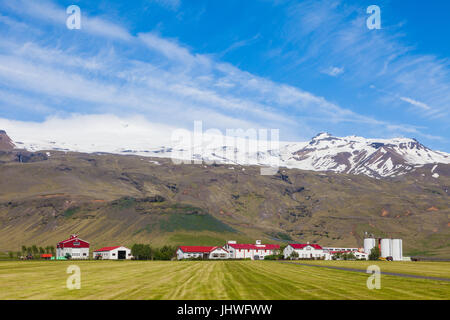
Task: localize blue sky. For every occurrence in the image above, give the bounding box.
[0,0,449,151]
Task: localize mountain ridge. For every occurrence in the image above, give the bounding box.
[1,129,449,179]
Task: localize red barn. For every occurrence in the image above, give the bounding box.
[56,234,90,259]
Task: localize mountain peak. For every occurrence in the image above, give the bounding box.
[311,132,335,141]
[313,132,333,139]
[0,130,15,151]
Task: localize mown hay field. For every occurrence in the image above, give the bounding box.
[291,260,450,278]
[0,260,448,300]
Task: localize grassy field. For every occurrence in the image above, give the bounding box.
[0,260,449,300]
[293,260,450,278]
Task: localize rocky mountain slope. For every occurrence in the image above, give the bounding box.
[0,130,15,151]
[0,138,448,258]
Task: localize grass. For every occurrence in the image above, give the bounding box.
[0,260,448,300]
[286,260,450,279]
[63,207,79,218]
[159,213,236,233]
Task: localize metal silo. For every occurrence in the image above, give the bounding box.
[392,239,403,261]
[380,239,392,258]
[364,238,376,254]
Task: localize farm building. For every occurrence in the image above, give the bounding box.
[328,250,369,260]
[56,234,89,259]
[323,246,360,252]
[284,243,330,260]
[93,246,132,260]
[363,238,403,260]
[224,240,280,260]
[177,246,229,260]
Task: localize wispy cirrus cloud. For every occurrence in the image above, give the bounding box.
[400,97,431,111]
[0,0,446,148]
[322,66,344,77]
[276,0,450,122]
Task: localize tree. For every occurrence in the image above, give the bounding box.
[39,247,45,254]
[290,250,299,260]
[131,244,152,260]
[369,247,381,260]
[21,245,27,255]
[31,245,38,256]
[344,252,356,260]
[8,252,14,259]
[154,245,176,260]
[16,252,21,259]
[50,246,55,255]
[131,244,142,260]
[333,252,343,260]
[142,244,152,260]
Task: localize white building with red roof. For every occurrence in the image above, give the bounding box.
[283,243,330,260]
[177,246,229,260]
[224,240,281,260]
[327,249,369,260]
[93,246,132,260]
[56,234,90,259]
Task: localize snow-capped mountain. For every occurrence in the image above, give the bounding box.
[278,133,450,178]
[2,128,449,178]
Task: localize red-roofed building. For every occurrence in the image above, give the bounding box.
[177,246,228,260]
[93,246,132,260]
[224,240,280,260]
[284,243,330,260]
[322,246,368,260]
[56,234,90,259]
[327,250,369,260]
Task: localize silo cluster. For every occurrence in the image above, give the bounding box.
[364,237,403,261]
[380,238,403,261]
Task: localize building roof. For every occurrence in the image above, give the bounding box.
[94,246,123,252]
[58,234,90,244]
[228,243,280,250]
[178,246,227,253]
[289,243,323,250]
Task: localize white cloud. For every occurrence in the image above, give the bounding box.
[322,66,344,77]
[83,16,132,41]
[400,97,431,110]
[279,0,450,121]
[3,0,132,41]
[0,114,177,151]
[0,0,443,146]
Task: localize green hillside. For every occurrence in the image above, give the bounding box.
[0,151,449,257]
